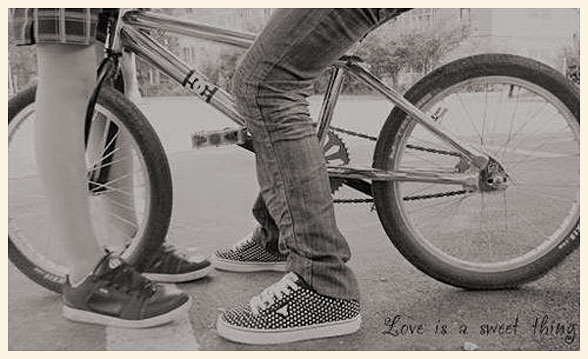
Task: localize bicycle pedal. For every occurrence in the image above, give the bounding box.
[192,127,248,148]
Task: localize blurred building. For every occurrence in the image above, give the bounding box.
[388,8,580,70]
[141,9,272,88]
[170,8,271,65]
[172,9,270,65]
[8,9,579,94]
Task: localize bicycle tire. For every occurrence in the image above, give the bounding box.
[8,85,173,293]
[372,53,579,289]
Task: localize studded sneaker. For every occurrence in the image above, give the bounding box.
[212,232,287,272]
[62,254,191,328]
[142,244,212,282]
[216,272,361,344]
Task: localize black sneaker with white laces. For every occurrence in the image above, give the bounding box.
[62,254,191,328]
[212,232,287,272]
[216,272,361,344]
[142,244,212,282]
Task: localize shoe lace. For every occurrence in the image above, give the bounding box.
[249,272,299,315]
[103,263,157,296]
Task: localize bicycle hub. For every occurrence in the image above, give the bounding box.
[479,156,509,192]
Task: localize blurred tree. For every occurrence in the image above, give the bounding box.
[133,8,252,96]
[349,21,471,94]
[563,33,580,85]
[312,19,471,95]
[391,22,471,74]
[134,8,187,96]
[217,50,242,90]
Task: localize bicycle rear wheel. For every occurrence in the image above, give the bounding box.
[8,86,172,293]
[373,54,579,289]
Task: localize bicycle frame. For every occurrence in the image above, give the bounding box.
[115,10,490,193]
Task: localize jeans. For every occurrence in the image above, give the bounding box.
[233,9,403,301]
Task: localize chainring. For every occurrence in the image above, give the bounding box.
[322,130,350,193]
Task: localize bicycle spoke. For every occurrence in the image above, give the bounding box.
[426,199,471,237]
[104,211,139,232]
[100,197,143,214]
[510,208,552,241]
[90,121,121,155]
[401,151,452,169]
[87,139,131,172]
[87,180,138,198]
[511,186,577,206]
[501,191,509,232]
[503,140,577,173]
[87,155,135,173]
[89,172,135,189]
[497,101,551,159]
[9,91,167,292]
[455,92,484,148]
[404,189,470,218]
[505,123,568,160]
[514,182,579,189]
[401,183,440,199]
[377,65,579,277]
[501,85,522,156]
[503,152,579,166]
[480,81,490,147]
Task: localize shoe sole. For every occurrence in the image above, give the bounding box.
[216,315,361,345]
[143,265,213,283]
[62,297,192,328]
[212,256,287,273]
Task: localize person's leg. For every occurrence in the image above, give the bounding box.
[35,44,192,327]
[250,194,281,253]
[211,192,287,272]
[214,9,402,275]
[85,50,212,282]
[14,8,192,329]
[36,44,104,285]
[218,8,401,344]
[234,9,395,300]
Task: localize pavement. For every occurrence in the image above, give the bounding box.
[8,96,581,351]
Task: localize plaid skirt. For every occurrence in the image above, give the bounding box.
[11,8,116,46]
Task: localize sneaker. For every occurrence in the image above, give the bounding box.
[62,254,191,328]
[142,244,212,282]
[212,232,287,272]
[216,272,361,344]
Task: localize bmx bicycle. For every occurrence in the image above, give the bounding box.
[8,9,580,293]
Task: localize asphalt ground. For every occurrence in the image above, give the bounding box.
[8,96,580,350]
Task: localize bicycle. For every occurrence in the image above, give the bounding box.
[8,9,580,293]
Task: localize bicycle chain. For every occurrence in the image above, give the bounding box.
[405,144,461,157]
[402,190,472,201]
[328,125,377,141]
[334,198,373,204]
[328,125,470,205]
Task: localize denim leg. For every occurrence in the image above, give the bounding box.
[233,9,395,300]
[251,194,281,254]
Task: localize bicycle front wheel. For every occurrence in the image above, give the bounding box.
[8,86,173,293]
[373,54,579,289]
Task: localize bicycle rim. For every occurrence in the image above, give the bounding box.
[389,76,579,273]
[8,102,153,281]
